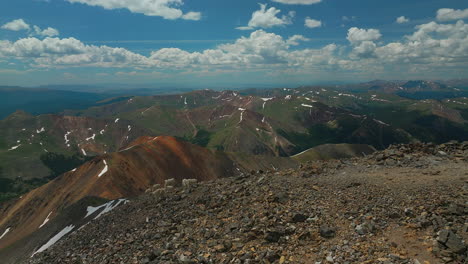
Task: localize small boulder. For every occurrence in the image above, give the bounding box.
[319,226,336,238]
[292,213,308,223]
[165,178,176,188]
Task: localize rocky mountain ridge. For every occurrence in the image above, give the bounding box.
[26,141,468,264]
[0,136,300,263]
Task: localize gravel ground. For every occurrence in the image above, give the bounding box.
[30,142,468,264]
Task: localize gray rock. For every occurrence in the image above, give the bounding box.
[320,226,336,238]
[437,229,466,254]
[292,213,308,223]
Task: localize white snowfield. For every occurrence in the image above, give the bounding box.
[31,225,75,257]
[97,160,108,178]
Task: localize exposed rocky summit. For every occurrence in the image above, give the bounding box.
[28,142,468,263]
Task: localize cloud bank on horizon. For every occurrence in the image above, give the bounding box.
[0,0,467,86]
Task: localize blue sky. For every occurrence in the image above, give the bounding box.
[0,0,467,87]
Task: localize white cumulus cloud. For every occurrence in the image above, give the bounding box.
[33,26,60,37]
[2,19,59,37]
[286,35,310,45]
[396,16,409,24]
[436,8,468,22]
[0,37,150,67]
[66,0,201,20]
[1,8,468,81]
[181,12,202,21]
[305,17,322,28]
[237,4,294,30]
[347,27,382,45]
[1,19,31,31]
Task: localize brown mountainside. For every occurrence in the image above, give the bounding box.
[0,136,237,251]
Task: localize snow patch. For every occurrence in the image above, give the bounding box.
[374,119,389,126]
[71,168,77,172]
[141,106,152,115]
[0,228,10,240]
[119,145,135,152]
[114,118,120,123]
[97,160,108,178]
[39,211,53,229]
[304,97,317,102]
[370,95,390,102]
[85,199,128,220]
[32,225,75,257]
[291,148,313,157]
[128,125,132,132]
[184,97,187,105]
[36,127,45,134]
[285,95,291,100]
[238,108,246,124]
[338,93,360,99]
[81,148,87,156]
[64,131,71,145]
[99,129,105,135]
[85,134,96,141]
[301,104,313,108]
[261,98,273,109]
[8,145,21,151]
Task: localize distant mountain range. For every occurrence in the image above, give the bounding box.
[342,80,468,99]
[1,82,467,181]
[0,80,468,262]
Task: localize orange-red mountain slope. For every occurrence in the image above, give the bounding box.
[0,136,235,250]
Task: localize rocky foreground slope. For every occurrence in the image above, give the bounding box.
[28,142,467,264]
